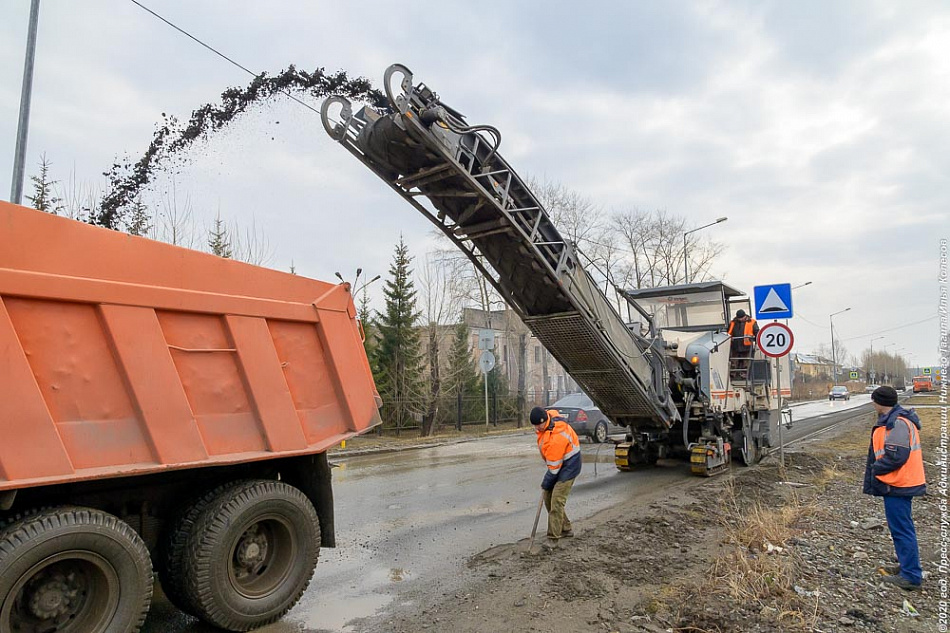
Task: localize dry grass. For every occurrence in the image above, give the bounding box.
[662,479,816,631]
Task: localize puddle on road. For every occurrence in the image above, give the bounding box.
[291,566,413,632]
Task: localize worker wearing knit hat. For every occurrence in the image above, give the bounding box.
[871,385,899,407]
[863,384,926,591]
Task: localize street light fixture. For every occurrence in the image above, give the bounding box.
[791,281,813,290]
[683,216,728,283]
[829,307,851,386]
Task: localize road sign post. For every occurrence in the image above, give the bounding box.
[757,322,794,469]
[479,350,495,428]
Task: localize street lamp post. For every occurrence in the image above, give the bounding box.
[683,216,728,283]
[11,0,42,204]
[829,307,851,386]
[869,336,885,384]
[882,343,895,385]
[791,281,813,290]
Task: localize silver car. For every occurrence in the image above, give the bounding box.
[549,393,625,443]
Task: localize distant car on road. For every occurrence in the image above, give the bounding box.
[829,386,850,401]
[865,384,880,394]
[913,376,933,393]
[549,392,625,443]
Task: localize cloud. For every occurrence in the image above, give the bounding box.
[1,0,945,364]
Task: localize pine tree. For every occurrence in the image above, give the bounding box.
[208,211,233,258]
[358,286,378,373]
[26,154,64,214]
[125,195,152,236]
[372,237,424,433]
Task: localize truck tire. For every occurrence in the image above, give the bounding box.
[0,506,152,633]
[157,481,250,617]
[182,480,320,631]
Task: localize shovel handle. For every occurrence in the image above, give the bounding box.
[529,491,545,541]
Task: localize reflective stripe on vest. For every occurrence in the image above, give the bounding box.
[538,417,580,475]
[872,416,926,488]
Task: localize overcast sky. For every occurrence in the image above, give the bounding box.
[1,0,946,369]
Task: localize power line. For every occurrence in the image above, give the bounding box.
[839,314,938,342]
[128,0,323,117]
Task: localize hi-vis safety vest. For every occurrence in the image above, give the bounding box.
[536,409,580,476]
[873,416,926,488]
[728,318,757,346]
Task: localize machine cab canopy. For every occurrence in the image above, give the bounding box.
[622,281,750,333]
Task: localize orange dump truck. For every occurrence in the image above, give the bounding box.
[0,201,381,632]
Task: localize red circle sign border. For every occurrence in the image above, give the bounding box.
[756,322,794,358]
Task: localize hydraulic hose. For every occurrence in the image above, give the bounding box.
[682,392,694,448]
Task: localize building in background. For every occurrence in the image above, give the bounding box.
[462,307,577,405]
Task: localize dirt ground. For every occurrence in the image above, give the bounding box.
[370,395,945,633]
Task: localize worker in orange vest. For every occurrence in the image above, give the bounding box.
[727,309,759,376]
[863,386,926,591]
[530,407,582,549]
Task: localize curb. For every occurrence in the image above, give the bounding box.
[328,428,533,459]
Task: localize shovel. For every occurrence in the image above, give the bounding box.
[524,491,546,554]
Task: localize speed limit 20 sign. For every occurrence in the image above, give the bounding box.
[756,322,794,358]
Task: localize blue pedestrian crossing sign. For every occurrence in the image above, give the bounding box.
[753,283,793,320]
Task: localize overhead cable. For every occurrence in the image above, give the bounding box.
[128,0,323,117]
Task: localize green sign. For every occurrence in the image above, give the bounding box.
[923,367,932,375]
[850,371,859,380]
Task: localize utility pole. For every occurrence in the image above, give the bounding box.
[829,307,851,386]
[11,0,42,205]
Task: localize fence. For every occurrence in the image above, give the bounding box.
[375,388,577,436]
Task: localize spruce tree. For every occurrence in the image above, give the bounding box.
[358,286,378,373]
[27,154,64,214]
[125,195,152,236]
[208,212,233,258]
[372,237,424,433]
[446,321,482,422]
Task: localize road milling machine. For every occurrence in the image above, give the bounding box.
[321,64,785,476]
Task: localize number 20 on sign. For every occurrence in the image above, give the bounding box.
[756,322,794,358]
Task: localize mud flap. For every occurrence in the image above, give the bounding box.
[279,453,336,548]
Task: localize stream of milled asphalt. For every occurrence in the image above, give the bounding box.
[142,395,875,632]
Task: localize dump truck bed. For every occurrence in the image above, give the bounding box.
[0,201,381,492]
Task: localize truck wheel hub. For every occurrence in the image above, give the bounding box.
[28,575,77,620]
[236,527,268,568]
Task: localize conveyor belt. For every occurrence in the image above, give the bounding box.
[321,64,677,431]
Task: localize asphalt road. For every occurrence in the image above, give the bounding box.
[141,395,879,633]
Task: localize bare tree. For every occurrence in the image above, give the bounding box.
[527,175,604,248]
[611,208,723,289]
[232,216,274,266]
[153,180,196,247]
[416,250,463,436]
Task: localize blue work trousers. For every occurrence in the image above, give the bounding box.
[883,495,922,585]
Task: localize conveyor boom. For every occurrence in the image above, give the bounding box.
[321,64,677,431]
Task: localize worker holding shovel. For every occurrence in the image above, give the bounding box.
[530,407,582,550]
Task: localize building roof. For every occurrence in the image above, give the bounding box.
[622,280,746,300]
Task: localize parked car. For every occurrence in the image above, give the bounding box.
[549,393,625,443]
[829,386,851,401]
[865,384,880,394]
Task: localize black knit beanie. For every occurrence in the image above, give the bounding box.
[871,385,898,407]
[529,407,548,425]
